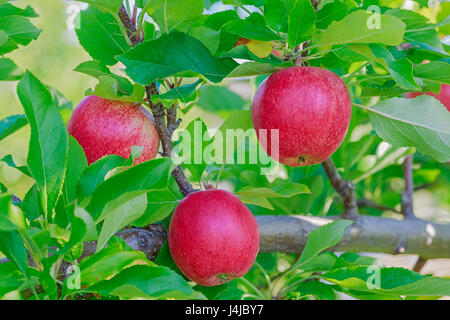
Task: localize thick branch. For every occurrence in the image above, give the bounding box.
[322,158,359,220]
[4,216,450,269]
[257,215,450,259]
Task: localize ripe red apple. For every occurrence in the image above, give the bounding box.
[405,84,450,111]
[168,189,260,287]
[252,67,352,167]
[67,95,160,165]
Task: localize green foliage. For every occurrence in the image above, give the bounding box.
[362,96,450,162]
[117,31,239,84]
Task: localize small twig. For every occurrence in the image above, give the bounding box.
[118,5,139,46]
[413,257,427,273]
[401,155,415,219]
[357,198,400,214]
[322,158,359,220]
[311,0,321,10]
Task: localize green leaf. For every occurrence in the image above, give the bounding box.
[288,0,316,48]
[386,9,443,52]
[346,44,420,90]
[0,4,38,18]
[223,14,282,41]
[228,61,292,77]
[85,75,146,103]
[0,231,29,277]
[196,85,247,112]
[96,194,148,251]
[190,26,221,55]
[0,38,18,55]
[0,115,27,141]
[437,2,450,35]
[88,265,206,299]
[316,0,348,30]
[414,62,450,85]
[294,220,354,269]
[213,110,253,164]
[58,205,89,255]
[0,194,19,231]
[117,31,238,84]
[0,155,30,177]
[323,266,450,296]
[76,7,130,66]
[290,281,337,300]
[85,158,172,222]
[21,185,42,222]
[78,243,152,287]
[145,0,204,34]
[63,137,88,204]
[0,15,40,46]
[386,58,420,91]
[206,10,239,30]
[0,262,25,297]
[236,182,310,198]
[361,96,450,162]
[315,10,406,49]
[0,58,22,81]
[76,154,132,203]
[133,189,179,226]
[151,79,203,109]
[17,71,68,215]
[264,0,289,33]
[236,182,310,210]
[74,60,134,95]
[76,0,123,15]
[0,30,7,46]
[179,118,211,180]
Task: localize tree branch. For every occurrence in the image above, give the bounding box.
[402,154,415,219]
[322,158,359,220]
[144,85,195,196]
[118,6,195,197]
[5,216,450,270]
[257,215,450,259]
[357,198,400,214]
[118,5,139,45]
[413,257,427,273]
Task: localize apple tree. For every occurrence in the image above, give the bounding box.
[0,0,450,300]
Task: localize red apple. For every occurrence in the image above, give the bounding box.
[405,84,450,111]
[67,95,160,165]
[252,66,352,167]
[168,189,260,287]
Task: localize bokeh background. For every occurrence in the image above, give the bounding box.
[0,0,449,284]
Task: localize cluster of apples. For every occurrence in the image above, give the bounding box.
[68,65,447,286]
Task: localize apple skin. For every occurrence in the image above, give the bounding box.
[405,84,450,112]
[67,95,160,165]
[168,189,260,287]
[252,67,352,167]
